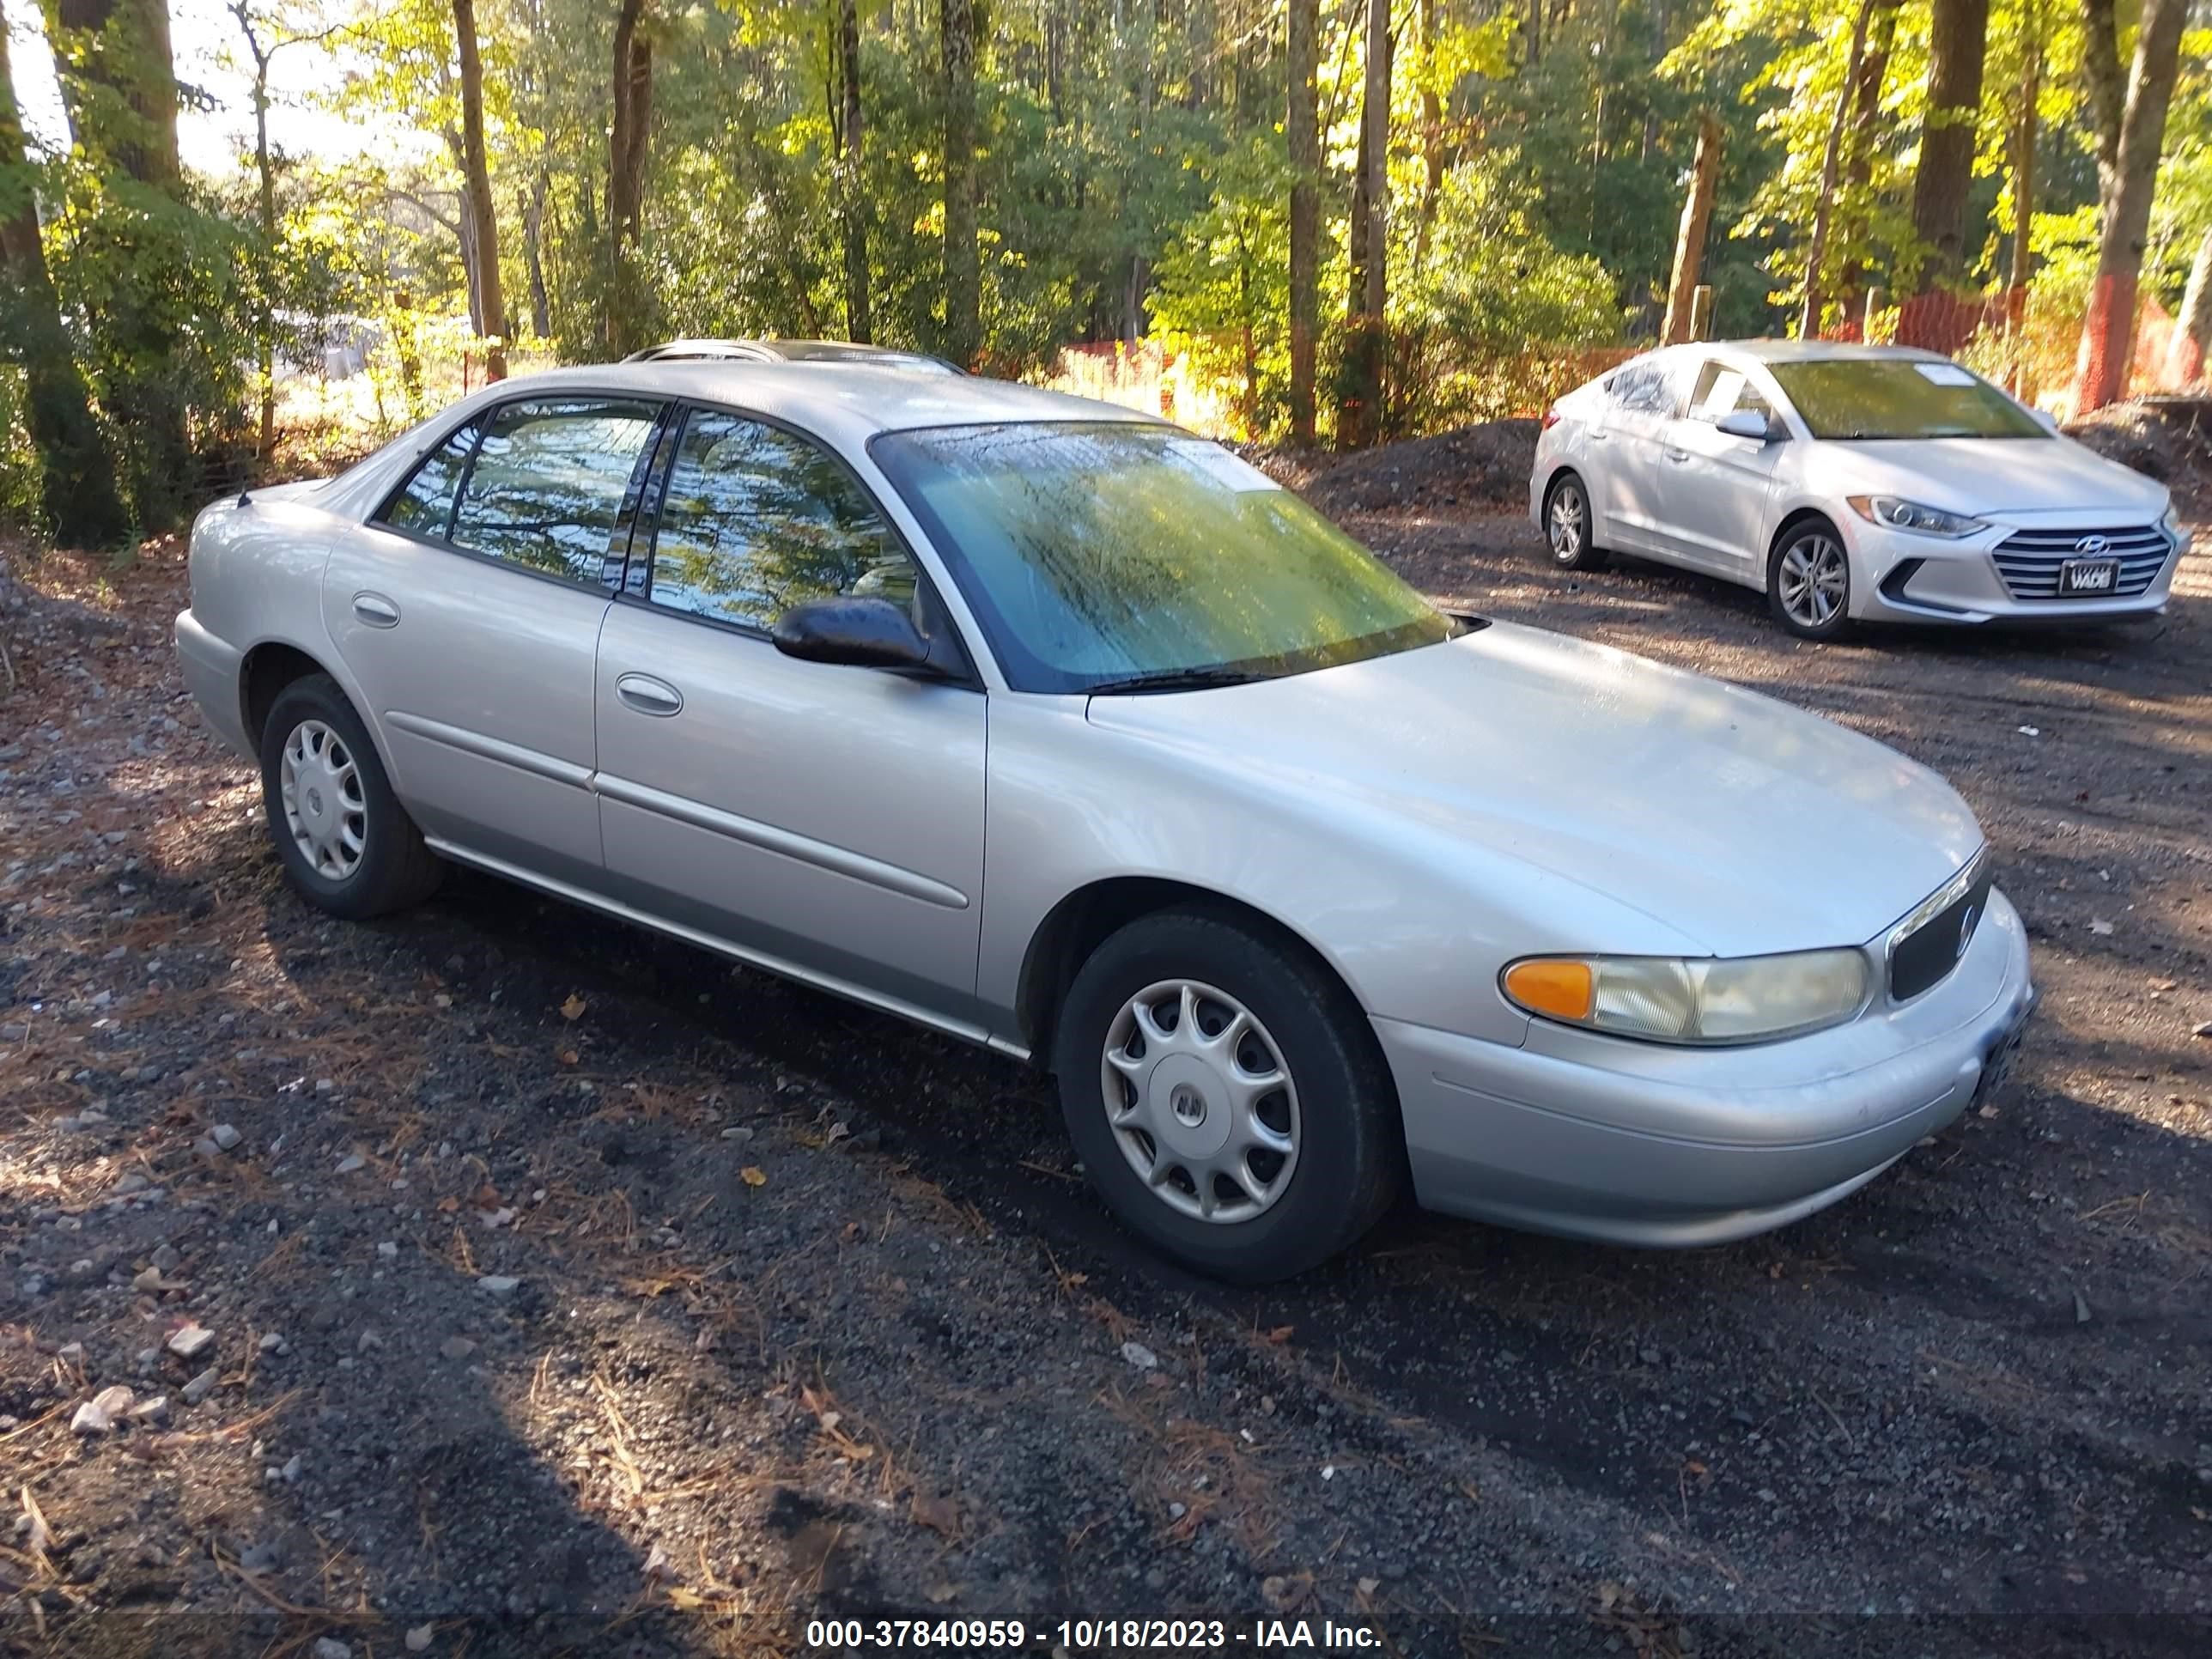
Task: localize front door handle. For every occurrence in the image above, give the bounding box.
[352,592,400,628]
[615,672,684,717]
[1665,447,1691,464]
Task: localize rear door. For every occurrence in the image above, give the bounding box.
[1656,359,1787,579]
[323,394,664,885]
[1586,356,1681,554]
[592,404,989,1023]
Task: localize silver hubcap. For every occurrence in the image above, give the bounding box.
[1778,532,1848,627]
[1100,980,1299,1224]
[278,719,368,880]
[1547,484,1585,561]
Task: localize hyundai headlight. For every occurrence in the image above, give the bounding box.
[1845,495,1987,539]
[1502,949,1872,1045]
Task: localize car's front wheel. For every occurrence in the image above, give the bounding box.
[1543,471,1609,571]
[258,674,442,920]
[1053,908,1403,1282]
[1767,520,1854,640]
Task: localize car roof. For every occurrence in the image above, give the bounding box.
[625,337,961,373]
[1680,339,1949,366]
[479,361,1164,448]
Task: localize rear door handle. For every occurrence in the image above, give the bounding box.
[1666,447,1691,464]
[615,672,684,717]
[352,592,400,628]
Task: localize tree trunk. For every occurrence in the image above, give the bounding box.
[240,15,277,457]
[2008,3,2040,296]
[48,0,179,186]
[1523,0,1540,67]
[1414,0,1443,267]
[607,0,654,356]
[2161,228,2211,388]
[1835,0,1898,325]
[524,166,552,339]
[2072,0,2186,412]
[1797,0,1876,339]
[2078,0,2122,184]
[44,0,188,527]
[452,0,506,379]
[1358,0,1389,322]
[1286,0,1319,443]
[941,0,980,368]
[1662,111,1720,345]
[838,0,871,341]
[1905,0,1989,294]
[0,0,128,547]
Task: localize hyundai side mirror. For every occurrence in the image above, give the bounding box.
[1717,409,1786,444]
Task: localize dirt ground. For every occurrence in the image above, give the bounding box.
[3,432,2209,1659]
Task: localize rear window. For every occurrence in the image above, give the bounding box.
[1768,360,2045,441]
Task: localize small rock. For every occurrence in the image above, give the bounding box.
[167,1325,216,1360]
[181,1367,219,1405]
[0,1023,27,1042]
[2193,1021,2212,1040]
[211,1124,243,1152]
[477,1274,520,1297]
[439,1337,477,1361]
[405,1627,435,1654]
[191,1137,221,1158]
[313,1639,352,1659]
[130,1395,170,1424]
[313,1079,335,1096]
[335,1154,365,1174]
[376,1242,398,1260]
[1120,1341,1158,1370]
[282,1454,302,1483]
[259,1332,283,1352]
[151,1244,181,1273]
[70,1385,135,1436]
[719,1126,755,1143]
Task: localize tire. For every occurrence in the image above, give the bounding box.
[1542,471,1609,571]
[258,674,442,920]
[1766,519,1854,641]
[1052,908,1404,1283]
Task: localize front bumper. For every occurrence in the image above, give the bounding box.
[1375,887,2036,1247]
[174,609,253,759]
[1846,516,2186,625]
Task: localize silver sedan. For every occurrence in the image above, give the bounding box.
[175,363,2037,1280]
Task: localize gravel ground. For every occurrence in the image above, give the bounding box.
[2,459,2209,1659]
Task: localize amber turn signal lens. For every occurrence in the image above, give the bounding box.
[1502,958,1595,1022]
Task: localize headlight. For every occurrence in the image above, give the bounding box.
[1501,949,1872,1045]
[2159,502,2182,539]
[1845,495,1987,539]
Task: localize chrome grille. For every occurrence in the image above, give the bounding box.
[1990,525,2172,600]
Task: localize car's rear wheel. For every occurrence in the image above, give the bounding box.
[1053,908,1403,1282]
[1767,520,1854,640]
[258,674,442,920]
[1543,471,1609,571]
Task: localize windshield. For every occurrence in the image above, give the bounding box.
[871,422,1454,694]
[1769,359,2047,441]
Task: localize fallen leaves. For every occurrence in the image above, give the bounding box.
[738,1166,767,1188]
[560,994,587,1021]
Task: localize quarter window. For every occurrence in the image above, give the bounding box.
[446,398,661,584]
[1686,361,1774,423]
[379,422,478,539]
[644,410,914,629]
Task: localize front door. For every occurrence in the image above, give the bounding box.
[592,406,988,1023]
[323,394,664,884]
[1656,362,1786,578]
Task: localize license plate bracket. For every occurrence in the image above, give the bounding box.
[2058,557,2119,595]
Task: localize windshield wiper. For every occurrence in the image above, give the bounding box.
[1083,667,1271,696]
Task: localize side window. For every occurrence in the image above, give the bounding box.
[1610,362,1675,415]
[379,421,478,539]
[447,398,661,584]
[1687,362,1775,423]
[645,410,914,630]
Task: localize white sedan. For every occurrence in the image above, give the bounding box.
[1530,341,2189,638]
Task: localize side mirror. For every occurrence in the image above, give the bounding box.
[771,596,934,672]
[1717,409,1785,443]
